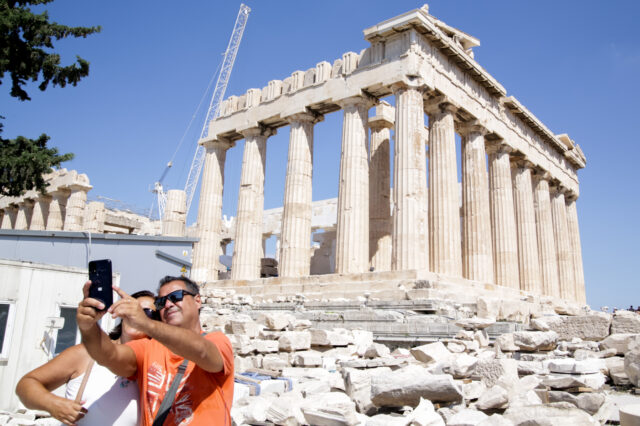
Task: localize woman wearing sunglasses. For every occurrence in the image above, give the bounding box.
[16,290,159,425]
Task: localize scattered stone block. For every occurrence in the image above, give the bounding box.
[494,334,519,352]
[625,348,640,386]
[545,358,605,374]
[455,318,496,330]
[311,328,352,346]
[259,312,294,330]
[300,391,359,426]
[545,314,612,341]
[254,339,279,353]
[293,350,323,367]
[504,402,599,425]
[476,385,509,410]
[448,409,489,426]
[343,367,391,415]
[541,372,606,390]
[612,311,640,334]
[512,331,558,351]
[279,331,312,352]
[364,343,391,359]
[404,397,445,426]
[601,333,640,355]
[474,358,518,388]
[446,353,478,379]
[370,365,463,407]
[462,381,486,401]
[410,342,453,364]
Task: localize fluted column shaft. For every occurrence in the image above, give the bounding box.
[63,186,88,231]
[533,173,560,297]
[427,102,461,277]
[460,125,493,282]
[47,191,68,231]
[550,187,575,300]
[512,160,542,293]
[30,196,51,230]
[1,207,17,229]
[566,196,585,303]
[84,201,106,233]
[392,85,427,271]
[369,102,394,272]
[232,129,270,280]
[191,140,233,282]
[335,96,372,274]
[14,201,32,230]
[488,144,520,288]
[279,113,319,278]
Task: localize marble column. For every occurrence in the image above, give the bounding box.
[368,102,394,272]
[46,190,68,231]
[1,206,17,229]
[14,200,33,230]
[192,139,234,283]
[63,185,89,231]
[550,185,576,301]
[335,96,372,274]
[487,143,520,289]
[162,189,187,237]
[231,128,272,280]
[392,84,428,271]
[566,195,586,303]
[459,122,493,283]
[84,201,106,233]
[426,100,461,277]
[512,159,542,293]
[279,112,320,278]
[532,171,560,297]
[30,195,51,230]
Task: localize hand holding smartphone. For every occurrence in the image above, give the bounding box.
[88,259,113,311]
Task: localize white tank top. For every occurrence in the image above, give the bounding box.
[64,363,139,425]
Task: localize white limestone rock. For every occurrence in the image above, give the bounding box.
[279,331,312,352]
[296,379,331,397]
[605,356,629,385]
[530,317,552,331]
[310,328,352,347]
[343,367,392,415]
[547,391,605,415]
[370,365,463,407]
[477,414,514,426]
[259,312,294,330]
[410,341,453,364]
[447,409,489,426]
[254,339,279,353]
[624,347,640,386]
[512,331,558,351]
[232,395,272,424]
[300,391,359,426]
[262,354,289,371]
[473,358,518,387]
[293,350,323,367]
[404,397,445,426]
[455,318,496,330]
[462,381,486,401]
[619,404,640,426]
[230,317,262,337]
[293,319,312,330]
[493,334,519,352]
[541,372,606,390]
[364,343,391,359]
[544,313,612,341]
[612,310,640,334]
[447,340,467,353]
[229,334,255,355]
[476,385,509,410]
[365,413,407,426]
[445,353,478,379]
[503,402,599,425]
[600,333,640,355]
[545,358,605,374]
[266,390,307,425]
[474,330,490,348]
[282,367,332,381]
[516,361,548,376]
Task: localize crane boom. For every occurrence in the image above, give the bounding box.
[183,3,250,215]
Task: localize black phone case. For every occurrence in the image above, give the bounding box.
[88,259,113,311]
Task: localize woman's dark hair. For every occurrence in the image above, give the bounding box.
[108,290,157,340]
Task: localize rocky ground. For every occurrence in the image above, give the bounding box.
[5,292,640,425]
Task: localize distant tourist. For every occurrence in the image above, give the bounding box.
[16,290,159,425]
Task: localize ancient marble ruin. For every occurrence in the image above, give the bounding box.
[0,169,163,235]
[191,5,587,308]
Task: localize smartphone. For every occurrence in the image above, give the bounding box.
[88,259,113,311]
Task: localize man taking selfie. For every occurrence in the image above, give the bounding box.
[77,276,233,425]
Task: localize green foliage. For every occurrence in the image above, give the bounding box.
[0,0,98,197]
[0,0,101,101]
[0,121,73,196]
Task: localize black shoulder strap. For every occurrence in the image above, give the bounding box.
[152,359,189,426]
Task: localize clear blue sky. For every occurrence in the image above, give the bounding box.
[3,1,639,310]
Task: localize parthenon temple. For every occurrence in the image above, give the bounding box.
[192,5,586,307]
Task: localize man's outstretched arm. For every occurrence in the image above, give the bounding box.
[77,281,137,377]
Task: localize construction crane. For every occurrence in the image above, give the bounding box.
[153,3,250,220]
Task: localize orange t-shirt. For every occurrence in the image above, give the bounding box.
[126,332,234,426]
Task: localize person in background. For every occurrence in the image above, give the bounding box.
[16,290,159,425]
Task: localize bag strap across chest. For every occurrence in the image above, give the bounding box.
[152,359,189,426]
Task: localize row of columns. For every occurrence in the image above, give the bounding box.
[0,185,95,232]
[192,85,585,303]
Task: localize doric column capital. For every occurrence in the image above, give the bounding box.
[67,183,92,193]
[201,137,235,151]
[35,194,52,203]
[456,119,488,137]
[509,153,535,170]
[485,141,514,156]
[336,94,376,110]
[239,125,276,139]
[368,101,395,130]
[549,182,569,196]
[564,190,579,202]
[50,189,70,199]
[532,168,552,182]
[390,80,427,94]
[423,95,457,116]
[285,111,323,125]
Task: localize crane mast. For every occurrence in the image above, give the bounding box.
[183,3,250,215]
[153,4,250,220]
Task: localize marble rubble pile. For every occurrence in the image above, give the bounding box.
[201,292,640,425]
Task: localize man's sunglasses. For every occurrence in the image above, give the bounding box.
[154,289,196,310]
[143,307,159,320]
